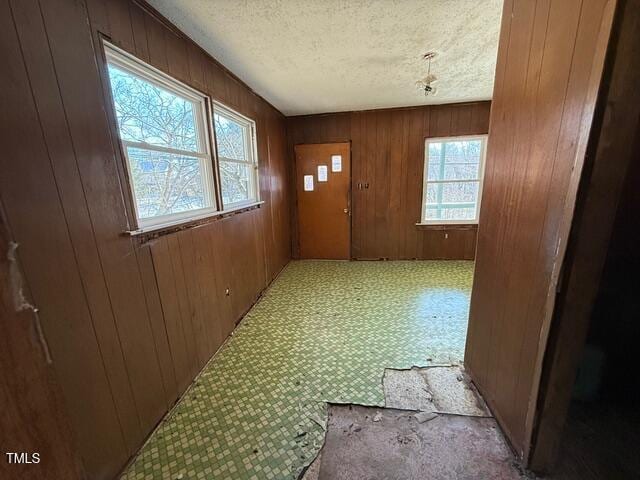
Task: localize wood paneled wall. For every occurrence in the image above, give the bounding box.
[530,0,640,468]
[464,0,616,460]
[286,102,491,260]
[1,208,84,480]
[0,0,290,478]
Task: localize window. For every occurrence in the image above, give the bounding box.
[104,44,217,230]
[213,104,259,208]
[421,136,487,224]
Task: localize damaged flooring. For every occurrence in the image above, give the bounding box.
[303,366,524,480]
[316,405,523,480]
[122,260,475,479]
[382,365,490,416]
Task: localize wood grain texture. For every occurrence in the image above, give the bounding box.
[286,102,490,260]
[530,0,638,470]
[463,0,616,461]
[0,205,84,480]
[0,0,290,478]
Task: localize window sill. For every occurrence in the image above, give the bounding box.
[415,222,478,230]
[126,201,264,239]
[220,200,264,215]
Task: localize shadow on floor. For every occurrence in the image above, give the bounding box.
[550,399,640,479]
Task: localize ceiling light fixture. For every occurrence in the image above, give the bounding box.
[416,52,438,96]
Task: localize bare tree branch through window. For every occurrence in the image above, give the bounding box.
[422,137,487,223]
[105,49,216,228]
[213,109,258,207]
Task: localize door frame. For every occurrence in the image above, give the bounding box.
[529,0,639,471]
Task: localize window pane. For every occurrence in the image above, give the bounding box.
[427,139,482,181]
[426,181,478,204]
[214,113,247,161]
[428,162,480,181]
[219,160,252,205]
[426,181,479,221]
[108,65,199,152]
[423,137,485,223]
[443,140,482,164]
[127,147,208,219]
[428,142,442,159]
[426,206,477,221]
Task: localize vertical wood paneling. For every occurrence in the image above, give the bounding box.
[405,108,426,259]
[502,0,584,443]
[388,110,405,259]
[259,104,276,281]
[285,102,490,260]
[0,204,84,480]
[463,0,517,397]
[190,226,223,356]
[41,0,168,444]
[207,220,236,338]
[165,29,190,85]
[186,42,206,91]
[363,111,378,258]
[531,0,640,467]
[350,112,364,258]
[374,110,391,258]
[482,0,550,437]
[177,230,210,368]
[1,0,291,478]
[129,2,150,62]
[135,244,178,406]
[105,0,135,52]
[9,0,144,455]
[150,237,192,395]
[144,13,169,71]
[166,234,199,380]
[266,107,291,278]
[0,1,129,475]
[463,0,615,459]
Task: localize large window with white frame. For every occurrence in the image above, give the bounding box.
[420,135,487,224]
[104,43,217,231]
[213,104,259,208]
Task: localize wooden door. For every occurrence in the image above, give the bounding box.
[295,142,351,259]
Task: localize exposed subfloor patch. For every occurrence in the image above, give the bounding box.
[121,260,474,480]
[318,404,526,480]
[309,366,520,479]
[383,365,490,416]
[300,452,322,480]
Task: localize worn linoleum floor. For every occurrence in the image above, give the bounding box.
[122,260,474,480]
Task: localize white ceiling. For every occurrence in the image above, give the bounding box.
[148,0,503,116]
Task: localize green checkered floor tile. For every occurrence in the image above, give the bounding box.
[122,260,473,480]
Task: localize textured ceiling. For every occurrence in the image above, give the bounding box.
[147,0,503,115]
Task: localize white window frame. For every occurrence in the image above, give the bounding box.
[420,135,488,225]
[104,42,218,232]
[212,102,260,209]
